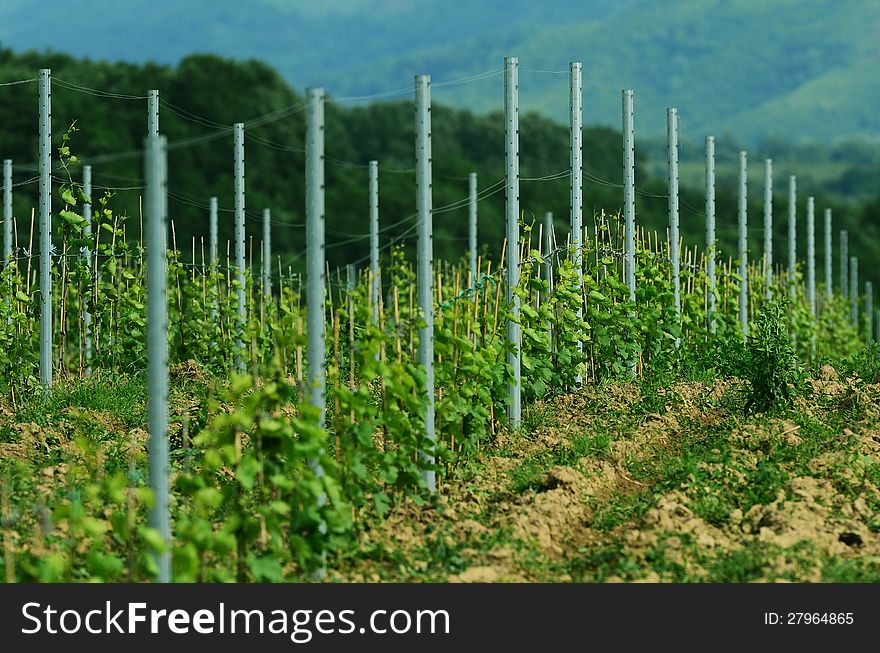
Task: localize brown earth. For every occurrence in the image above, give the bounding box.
[333,378,880,583]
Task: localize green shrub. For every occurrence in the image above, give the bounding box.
[745,300,799,413]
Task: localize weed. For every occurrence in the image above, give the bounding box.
[745,301,799,413]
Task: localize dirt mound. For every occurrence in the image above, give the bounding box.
[510,460,632,558]
[449,565,524,583]
[855,428,880,456]
[731,419,801,448]
[170,359,206,382]
[538,466,582,491]
[63,407,127,434]
[611,414,680,463]
[818,365,838,382]
[808,376,847,397]
[740,477,878,556]
[1,422,79,461]
[512,466,593,556]
[628,490,733,552]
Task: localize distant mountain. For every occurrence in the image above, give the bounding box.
[1,0,879,144]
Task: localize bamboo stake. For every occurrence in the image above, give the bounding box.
[408,283,414,359]
[25,208,34,296]
[378,286,388,452]
[492,239,507,339]
[481,260,492,343]
[393,285,402,363]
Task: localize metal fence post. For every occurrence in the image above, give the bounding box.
[806,197,816,318]
[840,229,848,301]
[505,57,522,426]
[737,151,748,336]
[369,160,380,323]
[233,123,246,371]
[468,172,477,285]
[209,196,218,267]
[145,89,170,582]
[305,86,328,563]
[706,136,716,334]
[850,256,859,327]
[570,62,584,330]
[82,165,93,369]
[866,281,873,343]
[823,208,832,301]
[788,175,797,301]
[262,208,271,301]
[306,88,326,421]
[622,89,636,375]
[763,159,772,300]
[807,196,816,357]
[2,159,11,262]
[208,196,218,325]
[415,74,436,489]
[160,135,167,231]
[39,68,52,392]
[668,108,680,343]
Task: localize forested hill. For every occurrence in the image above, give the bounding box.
[1,0,878,144]
[0,49,876,271]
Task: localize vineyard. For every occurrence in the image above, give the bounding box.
[1,58,878,584]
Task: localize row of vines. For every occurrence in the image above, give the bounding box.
[0,132,869,582]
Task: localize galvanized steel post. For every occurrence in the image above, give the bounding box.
[668,108,681,341]
[788,176,797,301]
[505,58,522,426]
[83,165,93,368]
[622,89,636,376]
[208,196,218,325]
[468,172,478,285]
[233,123,246,372]
[305,87,328,562]
[706,136,716,334]
[850,256,858,327]
[806,197,816,318]
[262,208,271,301]
[369,160,380,323]
[415,74,436,489]
[544,211,554,285]
[82,165,92,258]
[209,196,218,267]
[737,152,748,335]
[824,208,832,300]
[807,196,817,357]
[866,282,873,343]
[763,159,772,300]
[160,135,167,228]
[145,89,170,582]
[545,211,555,355]
[39,68,52,392]
[840,229,849,301]
[2,159,12,328]
[570,62,584,307]
[2,159,10,262]
[306,88,326,421]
